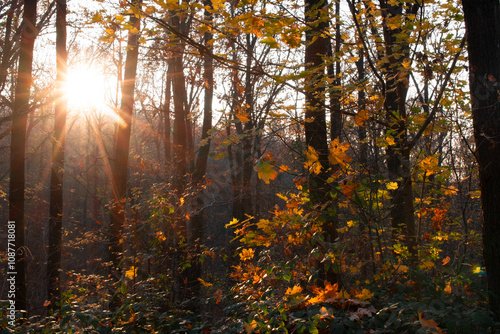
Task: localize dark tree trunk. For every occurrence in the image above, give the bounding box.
[8,0,37,312]
[330,0,342,142]
[356,49,368,165]
[163,64,172,168]
[380,0,418,259]
[462,0,500,319]
[47,0,67,309]
[109,0,141,275]
[304,0,338,284]
[188,0,214,299]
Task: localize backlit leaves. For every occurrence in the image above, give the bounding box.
[304,146,322,175]
[328,138,351,166]
[256,159,278,184]
[239,248,255,261]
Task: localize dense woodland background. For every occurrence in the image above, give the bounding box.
[0,0,500,332]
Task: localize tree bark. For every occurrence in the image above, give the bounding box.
[187,0,214,299]
[379,0,419,259]
[330,0,342,142]
[109,0,141,275]
[9,0,37,312]
[462,0,500,319]
[48,0,67,309]
[304,0,338,284]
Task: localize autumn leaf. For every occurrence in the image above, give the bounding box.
[386,182,398,190]
[279,164,290,172]
[420,261,435,270]
[444,281,452,294]
[197,278,213,287]
[355,108,369,126]
[328,138,352,166]
[256,159,278,184]
[285,285,303,295]
[385,135,395,146]
[442,256,450,265]
[338,289,350,299]
[244,320,258,334]
[261,36,279,49]
[418,311,445,333]
[355,288,374,301]
[239,248,255,261]
[308,281,339,305]
[236,113,250,123]
[125,266,137,280]
[156,231,166,242]
[304,146,322,174]
[402,58,412,69]
[341,182,359,199]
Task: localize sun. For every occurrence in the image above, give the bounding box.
[63,65,113,116]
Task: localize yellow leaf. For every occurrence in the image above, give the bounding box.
[355,288,374,301]
[285,285,303,295]
[197,278,213,287]
[304,146,322,174]
[338,289,350,299]
[402,58,411,69]
[125,266,137,280]
[261,36,279,48]
[256,159,278,184]
[244,320,258,334]
[226,217,239,228]
[328,138,352,166]
[444,186,458,196]
[386,182,398,190]
[239,248,255,261]
[386,135,395,146]
[279,164,290,172]
[444,281,452,294]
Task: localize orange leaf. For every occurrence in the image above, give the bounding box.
[418,312,445,333]
[341,182,359,199]
[236,113,250,123]
[328,138,352,166]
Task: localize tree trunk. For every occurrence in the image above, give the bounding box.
[163,64,172,169]
[462,0,500,319]
[330,0,342,142]
[187,0,214,299]
[380,0,418,259]
[47,0,67,309]
[8,0,37,313]
[304,0,338,284]
[109,0,141,275]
